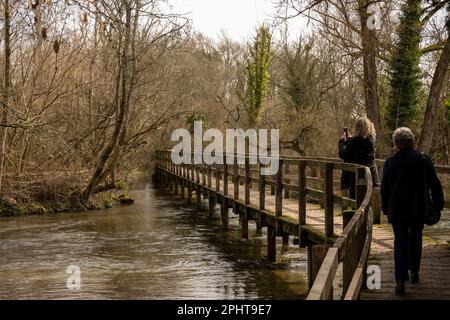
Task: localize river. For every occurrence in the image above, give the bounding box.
[0,177,308,299]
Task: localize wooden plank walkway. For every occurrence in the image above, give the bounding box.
[361,216,450,300]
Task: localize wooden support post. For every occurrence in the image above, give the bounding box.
[196,187,202,206]
[267,224,276,262]
[180,180,185,199]
[202,165,206,185]
[240,211,249,239]
[220,201,228,227]
[187,182,192,204]
[324,163,334,238]
[372,187,381,225]
[308,245,329,289]
[282,233,289,245]
[209,197,216,217]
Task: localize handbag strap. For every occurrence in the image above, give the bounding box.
[421,153,430,194]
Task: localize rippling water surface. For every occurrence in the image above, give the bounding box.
[0,178,308,299]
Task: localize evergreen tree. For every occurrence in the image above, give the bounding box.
[240,25,273,127]
[386,0,422,133]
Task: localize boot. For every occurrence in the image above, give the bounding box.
[410,272,419,283]
[395,282,406,294]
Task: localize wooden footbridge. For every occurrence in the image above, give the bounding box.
[154,150,450,300]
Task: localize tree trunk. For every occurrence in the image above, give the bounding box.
[82,2,132,203]
[0,0,11,194]
[358,0,381,144]
[418,35,450,154]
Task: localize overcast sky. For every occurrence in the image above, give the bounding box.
[169,0,308,42]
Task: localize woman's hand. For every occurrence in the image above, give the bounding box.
[341,133,352,140]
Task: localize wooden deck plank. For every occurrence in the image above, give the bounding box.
[361,217,450,300]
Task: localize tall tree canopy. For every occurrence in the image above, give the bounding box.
[241,25,273,127]
[386,0,423,133]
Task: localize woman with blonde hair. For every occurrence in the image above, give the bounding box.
[339,117,380,199]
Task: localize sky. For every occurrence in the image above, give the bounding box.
[169,0,308,42]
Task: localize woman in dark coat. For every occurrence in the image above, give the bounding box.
[381,127,444,294]
[338,117,380,199]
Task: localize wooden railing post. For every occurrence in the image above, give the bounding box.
[372,187,381,224]
[196,164,200,184]
[298,160,307,246]
[342,209,357,296]
[241,157,250,239]
[356,168,367,208]
[258,163,265,230]
[324,163,334,238]
[208,164,212,188]
[216,163,220,192]
[223,155,228,196]
[234,157,239,201]
[259,165,266,210]
[275,159,283,218]
[245,158,250,205]
[284,164,290,199]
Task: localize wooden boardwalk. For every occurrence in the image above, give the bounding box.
[361,218,450,300]
[155,151,450,300]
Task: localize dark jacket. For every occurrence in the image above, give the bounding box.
[339,135,380,190]
[380,148,444,224]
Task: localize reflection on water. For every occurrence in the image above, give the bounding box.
[0,177,308,299]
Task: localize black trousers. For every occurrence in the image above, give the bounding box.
[392,222,424,282]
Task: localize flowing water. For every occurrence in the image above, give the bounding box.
[0,177,308,299]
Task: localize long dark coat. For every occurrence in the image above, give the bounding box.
[380,148,444,224]
[338,135,380,190]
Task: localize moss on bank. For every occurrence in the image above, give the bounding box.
[0,191,135,217]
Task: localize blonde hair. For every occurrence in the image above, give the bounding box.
[354,117,376,139]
